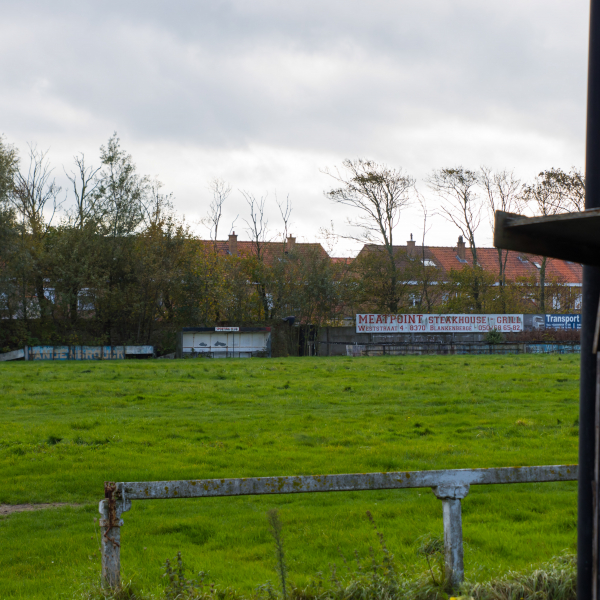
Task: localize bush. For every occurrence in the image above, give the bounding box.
[484,328,504,345]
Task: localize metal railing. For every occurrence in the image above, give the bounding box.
[100,464,577,591]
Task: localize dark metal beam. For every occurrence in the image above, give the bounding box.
[580,1,600,598]
[493,5,600,595]
[494,209,600,266]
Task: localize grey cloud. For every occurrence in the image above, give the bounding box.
[1,0,588,154]
[0,0,589,254]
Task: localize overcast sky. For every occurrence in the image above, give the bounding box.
[0,0,589,255]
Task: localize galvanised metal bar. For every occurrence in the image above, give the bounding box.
[119,465,576,500]
[581,1,600,598]
[100,465,577,592]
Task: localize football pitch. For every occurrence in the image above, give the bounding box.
[0,354,579,598]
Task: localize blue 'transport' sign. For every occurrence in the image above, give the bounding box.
[545,314,581,330]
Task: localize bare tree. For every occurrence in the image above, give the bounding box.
[428,167,488,311]
[480,167,523,298]
[323,159,415,312]
[241,190,270,260]
[11,145,61,238]
[428,167,481,265]
[64,153,101,230]
[204,178,231,248]
[276,193,292,247]
[240,190,272,319]
[145,180,175,228]
[415,193,442,311]
[318,220,338,256]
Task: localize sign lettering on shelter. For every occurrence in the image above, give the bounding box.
[356,314,524,333]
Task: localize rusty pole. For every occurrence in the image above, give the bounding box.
[99,482,131,589]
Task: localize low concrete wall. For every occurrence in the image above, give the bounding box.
[318,327,489,356]
[0,348,25,362]
[318,316,580,356]
[341,343,580,357]
[0,346,155,361]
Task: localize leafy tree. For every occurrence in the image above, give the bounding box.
[130,186,193,343]
[0,136,19,320]
[324,159,415,312]
[442,266,498,314]
[9,146,61,323]
[352,246,419,313]
[93,134,150,342]
[521,168,580,312]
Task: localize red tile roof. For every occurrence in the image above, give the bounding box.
[356,243,582,285]
[194,235,582,285]
[331,257,353,265]
[198,237,329,265]
[426,246,582,285]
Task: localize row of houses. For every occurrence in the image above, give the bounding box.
[1,231,582,323]
[217,231,582,310]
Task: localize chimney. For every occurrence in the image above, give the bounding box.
[457,235,466,260]
[286,235,296,252]
[228,232,238,256]
[407,233,416,256]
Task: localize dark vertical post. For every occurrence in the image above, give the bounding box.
[579,2,600,597]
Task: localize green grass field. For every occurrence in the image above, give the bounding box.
[0,354,579,599]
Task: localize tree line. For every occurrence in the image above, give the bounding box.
[326,159,583,315]
[0,136,584,354]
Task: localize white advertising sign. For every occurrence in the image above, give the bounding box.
[215,327,240,332]
[356,314,523,333]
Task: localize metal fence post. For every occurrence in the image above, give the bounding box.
[432,484,470,591]
[99,482,131,589]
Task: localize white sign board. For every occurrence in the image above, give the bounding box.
[356,314,523,333]
[215,327,240,332]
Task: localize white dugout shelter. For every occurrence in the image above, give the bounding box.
[177,327,271,358]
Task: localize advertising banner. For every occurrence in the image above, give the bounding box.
[545,314,581,330]
[356,314,523,333]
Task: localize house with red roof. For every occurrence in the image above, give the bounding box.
[205,232,330,263]
[341,235,582,312]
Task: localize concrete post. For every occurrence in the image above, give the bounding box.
[432,484,470,591]
[99,483,131,589]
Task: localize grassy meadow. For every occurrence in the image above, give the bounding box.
[0,354,579,599]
